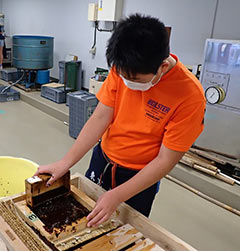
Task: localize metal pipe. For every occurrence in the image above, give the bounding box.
[210,0,219,38]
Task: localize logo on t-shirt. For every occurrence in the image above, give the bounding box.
[145,99,171,122]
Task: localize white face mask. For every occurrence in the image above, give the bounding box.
[120,73,163,91]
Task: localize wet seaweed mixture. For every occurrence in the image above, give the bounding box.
[32,187,90,234]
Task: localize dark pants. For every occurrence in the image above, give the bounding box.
[85,142,160,217]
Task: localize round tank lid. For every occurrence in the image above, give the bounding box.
[13,35,54,39]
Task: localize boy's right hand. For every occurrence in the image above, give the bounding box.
[34,160,69,187]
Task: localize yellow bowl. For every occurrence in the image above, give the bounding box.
[0,156,38,197]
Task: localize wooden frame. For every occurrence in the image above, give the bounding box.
[0,173,197,251]
[14,185,96,242]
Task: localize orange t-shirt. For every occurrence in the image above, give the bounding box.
[96,54,206,170]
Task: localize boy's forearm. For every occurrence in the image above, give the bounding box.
[61,118,107,167]
[61,103,113,169]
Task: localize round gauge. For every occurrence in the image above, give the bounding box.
[205,86,226,104]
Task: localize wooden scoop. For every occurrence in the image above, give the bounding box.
[25,171,70,208]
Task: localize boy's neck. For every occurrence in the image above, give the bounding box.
[165,55,177,73]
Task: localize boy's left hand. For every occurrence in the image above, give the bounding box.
[86,189,121,227]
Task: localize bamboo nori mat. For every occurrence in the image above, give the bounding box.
[0,200,49,251]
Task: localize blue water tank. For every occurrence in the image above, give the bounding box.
[12,35,54,70]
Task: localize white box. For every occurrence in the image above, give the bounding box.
[89,78,103,95]
[97,0,123,21]
[88,3,98,21]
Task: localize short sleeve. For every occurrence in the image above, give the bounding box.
[163,100,206,152]
[96,68,118,108]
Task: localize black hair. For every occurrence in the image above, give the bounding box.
[106,13,170,77]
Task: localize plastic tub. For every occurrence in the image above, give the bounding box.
[0,86,20,102]
[0,156,38,198]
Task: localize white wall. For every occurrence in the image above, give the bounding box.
[1,0,239,88]
[213,0,240,39]
[123,0,217,67]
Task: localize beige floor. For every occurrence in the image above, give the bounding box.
[1,99,240,251]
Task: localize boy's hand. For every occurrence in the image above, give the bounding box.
[34,160,69,186]
[86,190,121,227]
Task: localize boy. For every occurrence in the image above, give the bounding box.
[35,14,206,227]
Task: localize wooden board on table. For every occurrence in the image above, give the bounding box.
[77,224,143,251]
[14,83,41,92]
[42,83,64,88]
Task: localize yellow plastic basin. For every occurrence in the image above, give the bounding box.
[0,156,38,198]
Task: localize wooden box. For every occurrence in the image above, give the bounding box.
[0,173,197,251]
[25,172,71,208]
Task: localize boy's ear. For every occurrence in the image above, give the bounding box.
[158,61,169,74]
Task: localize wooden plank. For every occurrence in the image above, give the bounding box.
[77,224,143,251]
[180,160,234,185]
[70,185,95,211]
[192,145,239,160]
[14,83,40,92]
[0,192,26,204]
[215,173,235,185]
[54,220,121,250]
[185,151,214,165]
[166,175,240,216]
[189,148,227,165]
[0,216,29,251]
[127,238,164,251]
[190,164,217,176]
[181,155,218,172]
[77,173,197,251]
[70,173,80,188]
[42,83,64,88]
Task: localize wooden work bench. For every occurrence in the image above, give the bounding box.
[0,173,197,251]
